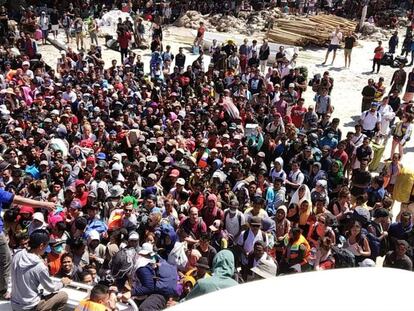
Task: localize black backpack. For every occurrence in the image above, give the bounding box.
[331,245,355,268]
[381,52,393,66]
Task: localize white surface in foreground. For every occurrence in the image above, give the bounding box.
[170,268,411,311]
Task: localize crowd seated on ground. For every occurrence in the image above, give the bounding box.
[0,1,413,311]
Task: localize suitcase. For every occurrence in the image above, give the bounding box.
[369,142,385,171]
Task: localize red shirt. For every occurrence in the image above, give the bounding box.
[332,149,349,167]
[291,105,307,128]
[118,32,132,49]
[374,46,384,59]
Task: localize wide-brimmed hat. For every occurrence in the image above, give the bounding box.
[251,258,277,279]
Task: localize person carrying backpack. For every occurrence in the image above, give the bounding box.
[236,216,268,275]
[223,199,246,240]
[360,102,382,138]
[121,243,178,311]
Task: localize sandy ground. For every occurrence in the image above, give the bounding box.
[39,26,414,222]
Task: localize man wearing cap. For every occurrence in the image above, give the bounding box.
[169,177,188,202]
[245,240,277,281]
[360,102,381,138]
[11,229,71,311]
[250,152,267,176]
[237,216,268,275]
[383,240,412,271]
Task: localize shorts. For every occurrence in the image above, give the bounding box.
[344,48,352,55]
[51,24,59,31]
[328,44,339,52]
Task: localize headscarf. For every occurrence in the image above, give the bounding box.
[330,160,344,185]
[290,184,311,207]
[160,223,177,254]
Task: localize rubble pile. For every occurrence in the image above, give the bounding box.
[175,8,284,34]
[359,22,394,42]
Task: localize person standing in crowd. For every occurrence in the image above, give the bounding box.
[38,11,49,45]
[61,11,72,44]
[388,31,399,54]
[118,26,132,63]
[344,31,356,68]
[361,79,376,113]
[73,15,84,51]
[322,26,342,66]
[259,39,270,73]
[87,16,99,47]
[49,8,60,41]
[372,41,384,74]
[389,113,413,160]
[383,240,412,271]
[390,63,407,94]
[194,21,206,47]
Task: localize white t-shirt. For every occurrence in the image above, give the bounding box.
[224,209,246,237]
[330,31,343,45]
[237,229,268,255]
[360,110,381,131]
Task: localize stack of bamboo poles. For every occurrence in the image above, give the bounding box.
[267,14,357,47]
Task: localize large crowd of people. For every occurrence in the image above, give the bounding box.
[0,1,413,311]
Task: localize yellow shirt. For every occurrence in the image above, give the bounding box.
[75,300,106,311]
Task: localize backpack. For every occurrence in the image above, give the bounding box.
[110,247,137,279]
[331,245,355,268]
[363,110,380,121]
[381,52,393,66]
[154,260,179,297]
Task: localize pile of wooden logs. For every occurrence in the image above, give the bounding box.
[267,14,357,47]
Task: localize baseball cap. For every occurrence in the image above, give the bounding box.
[128,231,139,241]
[169,169,180,178]
[209,219,221,232]
[176,178,185,185]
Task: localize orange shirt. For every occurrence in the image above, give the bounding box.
[48,252,63,276]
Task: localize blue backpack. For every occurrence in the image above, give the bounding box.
[154,260,178,297]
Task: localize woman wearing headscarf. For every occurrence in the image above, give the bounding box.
[159,224,188,271]
[290,184,311,207]
[308,162,327,188]
[269,157,286,182]
[327,160,345,199]
[310,179,329,206]
[274,205,291,261]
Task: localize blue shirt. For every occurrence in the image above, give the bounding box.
[0,189,14,233]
